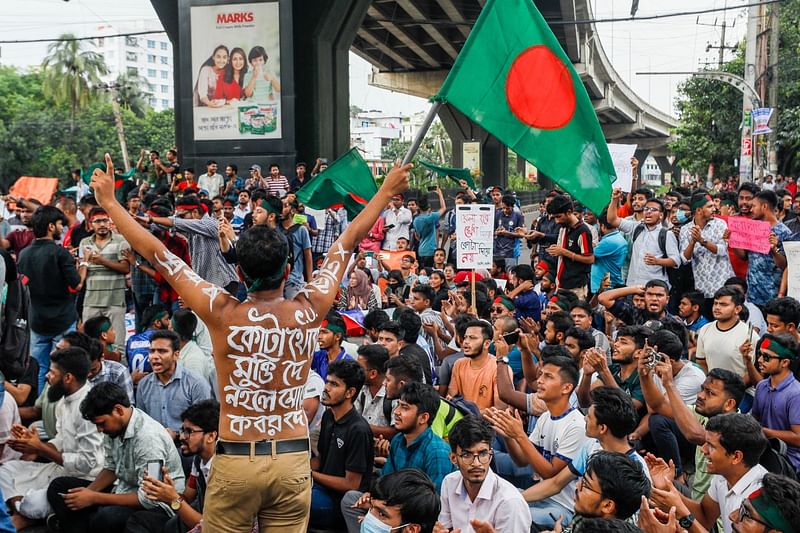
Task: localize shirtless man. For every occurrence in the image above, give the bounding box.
[90,154,411,532]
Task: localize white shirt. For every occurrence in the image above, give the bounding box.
[179,340,214,381]
[618,218,681,287]
[0,391,21,463]
[696,321,759,391]
[197,173,224,196]
[653,362,707,405]
[303,370,325,432]
[354,385,389,427]
[50,382,105,477]
[383,206,412,250]
[529,408,588,511]
[707,464,767,533]
[439,468,532,533]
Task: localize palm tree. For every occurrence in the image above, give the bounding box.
[113,72,152,116]
[41,33,109,132]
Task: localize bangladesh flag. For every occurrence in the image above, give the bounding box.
[419,160,477,190]
[434,0,615,214]
[296,148,377,220]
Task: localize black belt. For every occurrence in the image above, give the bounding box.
[216,439,309,456]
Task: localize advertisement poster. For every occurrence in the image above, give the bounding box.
[190,2,281,141]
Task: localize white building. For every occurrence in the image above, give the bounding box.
[350,111,402,161]
[641,155,662,186]
[92,23,174,111]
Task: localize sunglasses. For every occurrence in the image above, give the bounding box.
[491,307,506,313]
[737,501,772,529]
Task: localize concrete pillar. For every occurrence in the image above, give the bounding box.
[438,103,507,190]
[633,148,650,189]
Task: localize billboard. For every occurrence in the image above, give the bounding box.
[190,2,282,141]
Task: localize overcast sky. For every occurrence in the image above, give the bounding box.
[2,0,748,117]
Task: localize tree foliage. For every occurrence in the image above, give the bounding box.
[0,65,174,191]
[776,0,800,174]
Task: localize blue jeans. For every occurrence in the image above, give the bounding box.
[493,437,534,490]
[310,484,343,529]
[530,497,574,529]
[30,322,75,392]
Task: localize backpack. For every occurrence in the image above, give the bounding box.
[381,395,480,424]
[0,275,31,380]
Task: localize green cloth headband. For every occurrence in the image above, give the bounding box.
[321,320,345,336]
[244,255,289,293]
[720,199,737,208]
[494,296,514,311]
[760,338,797,360]
[691,194,713,211]
[750,488,797,533]
[258,199,280,215]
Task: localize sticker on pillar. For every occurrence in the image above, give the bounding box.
[190,1,282,141]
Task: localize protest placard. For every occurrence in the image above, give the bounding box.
[455,204,494,269]
[726,216,772,254]
[608,143,638,193]
[784,242,800,300]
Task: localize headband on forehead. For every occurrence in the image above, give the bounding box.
[749,488,797,533]
[177,204,207,214]
[258,199,280,215]
[720,199,737,208]
[760,338,797,360]
[493,296,514,311]
[549,296,569,311]
[243,255,289,293]
[89,210,109,220]
[320,319,345,336]
[691,194,713,211]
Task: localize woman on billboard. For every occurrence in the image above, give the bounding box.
[214,47,248,103]
[243,45,281,102]
[193,44,229,107]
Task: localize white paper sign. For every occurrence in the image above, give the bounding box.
[455,204,494,270]
[608,143,638,193]
[784,241,800,300]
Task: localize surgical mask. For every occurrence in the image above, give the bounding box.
[360,511,408,533]
[417,275,429,285]
[675,209,689,224]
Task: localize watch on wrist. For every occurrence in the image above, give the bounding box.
[678,513,695,529]
[498,356,510,365]
[170,496,184,511]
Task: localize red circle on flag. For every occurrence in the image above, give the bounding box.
[505,45,576,130]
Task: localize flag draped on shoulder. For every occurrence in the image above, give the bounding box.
[434,0,615,214]
[296,148,378,220]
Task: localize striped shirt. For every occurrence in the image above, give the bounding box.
[265,175,290,197]
[172,215,238,288]
[80,234,130,308]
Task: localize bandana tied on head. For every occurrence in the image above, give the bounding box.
[494,296,514,311]
[549,296,569,312]
[536,261,550,273]
[760,338,797,360]
[258,199,280,215]
[243,255,289,293]
[320,319,345,337]
[691,194,713,211]
[748,488,797,533]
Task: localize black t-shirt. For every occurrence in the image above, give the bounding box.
[12,358,39,408]
[399,343,433,385]
[317,407,374,494]
[555,221,593,289]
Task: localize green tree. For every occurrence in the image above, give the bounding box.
[112,72,152,116]
[41,34,109,132]
[776,0,800,174]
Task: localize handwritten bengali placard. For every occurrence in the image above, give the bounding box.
[727,216,771,254]
[784,241,800,300]
[455,204,495,269]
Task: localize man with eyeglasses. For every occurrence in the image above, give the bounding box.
[436,416,530,533]
[78,206,131,359]
[126,399,219,533]
[727,473,800,533]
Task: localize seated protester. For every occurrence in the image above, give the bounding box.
[353,344,394,439]
[20,379,58,441]
[310,359,373,530]
[171,309,214,383]
[679,291,710,332]
[135,330,213,441]
[396,308,436,378]
[695,286,760,409]
[47,382,185,533]
[489,295,515,324]
[126,400,219,533]
[409,284,450,355]
[447,320,511,411]
[751,334,800,473]
[645,329,705,404]
[341,383,453,532]
[484,356,588,528]
[598,280,680,328]
[564,327,596,368]
[436,315,472,396]
[522,387,649,509]
[362,309,390,343]
[360,470,441,533]
[570,301,612,359]
[541,310,575,349]
[0,348,103,531]
[124,304,172,384]
[379,316,433,385]
[82,314,123,363]
[0,375,23,464]
[3,357,38,409]
[577,325,652,414]
[304,368,326,457]
[490,316,526,381]
[506,264,542,322]
[763,296,800,339]
[84,336,135,405]
[385,354,465,441]
[729,473,800,533]
[311,312,352,381]
[438,417,531,533]
[724,276,768,335]
[647,413,768,533]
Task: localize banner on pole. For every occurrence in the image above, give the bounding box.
[455,204,494,269]
[752,108,773,136]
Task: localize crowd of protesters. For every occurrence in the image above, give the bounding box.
[0,150,798,533]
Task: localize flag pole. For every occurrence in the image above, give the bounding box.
[402,101,443,165]
[471,270,477,315]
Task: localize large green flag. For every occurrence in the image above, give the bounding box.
[434,0,615,214]
[296,148,377,220]
[419,160,477,190]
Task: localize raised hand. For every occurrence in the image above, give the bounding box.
[90,153,116,207]
[380,159,413,198]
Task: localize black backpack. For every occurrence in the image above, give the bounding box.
[0,275,31,380]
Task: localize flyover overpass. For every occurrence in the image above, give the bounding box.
[352,0,678,181]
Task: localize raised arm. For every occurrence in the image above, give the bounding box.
[606,188,623,228]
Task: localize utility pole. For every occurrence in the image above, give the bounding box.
[699,17,737,69]
[767,3,780,174]
[740,1,761,183]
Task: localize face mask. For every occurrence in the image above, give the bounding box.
[360,511,408,533]
[417,275,429,285]
[675,210,689,224]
